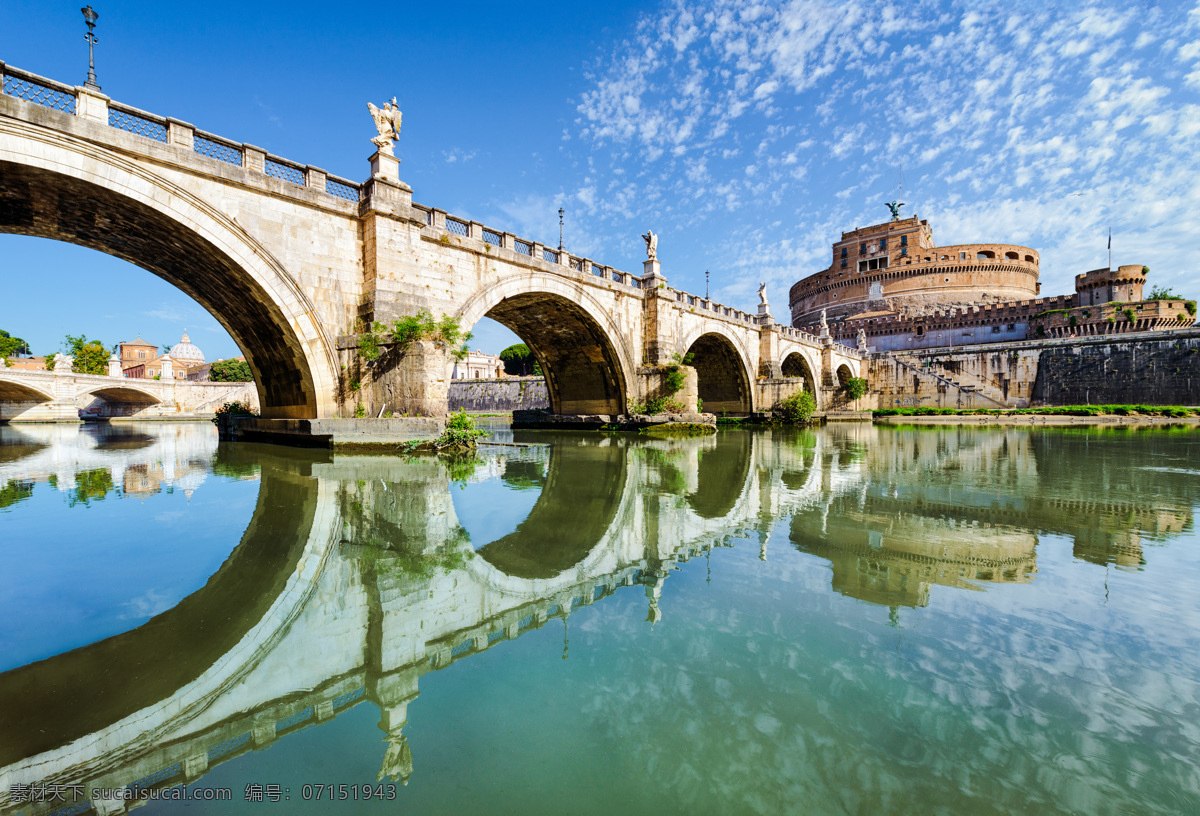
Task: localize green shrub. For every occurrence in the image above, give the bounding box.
[1186,301,1197,317]
[774,390,816,424]
[844,377,868,401]
[432,409,489,450]
[212,400,258,425]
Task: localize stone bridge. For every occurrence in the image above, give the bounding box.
[0,365,257,420]
[0,62,864,421]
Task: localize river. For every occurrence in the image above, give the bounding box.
[1,421,1198,815]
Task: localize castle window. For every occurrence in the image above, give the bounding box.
[860,242,867,255]
[900,235,908,246]
[992,326,1001,333]
[880,238,887,250]
[841,260,847,269]
[960,252,967,260]
[841,247,847,258]
[900,247,908,256]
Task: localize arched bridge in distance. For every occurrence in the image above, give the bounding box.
[0,61,865,421]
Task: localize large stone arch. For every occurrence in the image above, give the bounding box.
[781,349,820,405]
[458,277,635,415]
[679,325,755,414]
[0,122,338,418]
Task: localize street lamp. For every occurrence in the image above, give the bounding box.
[558,207,564,252]
[81,6,100,90]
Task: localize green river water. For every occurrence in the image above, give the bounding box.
[0,421,1198,815]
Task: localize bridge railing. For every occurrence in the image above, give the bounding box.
[0,61,365,206]
[0,62,76,113]
[671,288,758,327]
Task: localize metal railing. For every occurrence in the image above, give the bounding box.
[1,68,76,113]
[445,217,469,237]
[514,239,533,256]
[331,686,365,710]
[108,103,167,142]
[194,133,242,166]
[265,156,305,186]
[275,706,313,732]
[325,176,360,202]
[543,249,559,264]
[482,228,502,247]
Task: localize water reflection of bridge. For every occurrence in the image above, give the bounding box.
[0,425,1192,814]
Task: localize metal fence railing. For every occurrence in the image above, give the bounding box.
[108,104,167,142]
[194,133,242,166]
[445,217,469,237]
[325,177,360,202]
[1,70,75,113]
[265,156,305,186]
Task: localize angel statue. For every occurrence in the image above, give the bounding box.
[758,282,769,307]
[885,200,904,221]
[819,309,828,330]
[367,97,403,156]
[857,327,869,351]
[641,230,658,261]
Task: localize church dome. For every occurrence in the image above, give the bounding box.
[168,330,205,364]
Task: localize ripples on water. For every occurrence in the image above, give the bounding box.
[0,421,1197,815]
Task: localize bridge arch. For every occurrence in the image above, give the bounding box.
[781,350,820,406]
[679,325,754,414]
[458,277,635,415]
[0,125,338,418]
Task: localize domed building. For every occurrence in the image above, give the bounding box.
[168,330,205,368]
[118,330,207,380]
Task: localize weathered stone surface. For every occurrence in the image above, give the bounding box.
[448,377,548,412]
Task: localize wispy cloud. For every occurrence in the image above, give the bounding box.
[559,0,1200,310]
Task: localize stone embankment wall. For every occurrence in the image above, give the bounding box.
[448,377,549,412]
[868,329,1200,408]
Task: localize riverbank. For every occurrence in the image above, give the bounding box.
[874,413,1200,427]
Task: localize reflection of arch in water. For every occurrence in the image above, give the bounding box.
[0,446,337,768]
[458,278,635,415]
[475,442,629,579]
[681,327,754,415]
[686,430,753,519]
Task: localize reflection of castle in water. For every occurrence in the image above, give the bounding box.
[0,425,1192,812]
[790,428,1193,607]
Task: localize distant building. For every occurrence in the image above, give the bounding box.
[452,350,504,379]
[5,356,48,371]
[120,331,207,380]
[790,213,1194,351]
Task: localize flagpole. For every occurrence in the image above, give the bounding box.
[1108,228,1112,271]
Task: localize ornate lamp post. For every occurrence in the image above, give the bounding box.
[81,6,101,90]
[558,208,564,252]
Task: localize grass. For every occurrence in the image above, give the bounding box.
[873,405,1198,418]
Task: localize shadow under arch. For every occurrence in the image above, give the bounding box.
[0,377,53,404]
[475,441,628,579]
[781,351,818,398]
[685,332,752,414]
[0,443,328,765]
[459,282,632,414]
[686,429,753,519]
[0,151,335,418]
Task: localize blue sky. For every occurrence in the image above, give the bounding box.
[3,0,1199,359]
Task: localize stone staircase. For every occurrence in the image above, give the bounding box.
[891,355,1017,409]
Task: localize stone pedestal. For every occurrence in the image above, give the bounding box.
[642,259,665,284]
[107,353,122,377]
[359,340,450,418]
[370,149,400,182]
[75,86,109,123]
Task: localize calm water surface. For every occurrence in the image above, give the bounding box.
[1,421,1198,815]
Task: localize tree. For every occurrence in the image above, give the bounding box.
[209,358,253,382]
[499,343,542,376]
[0,329,29,359]
[1147,284,1181,300]
[62,334,109,375]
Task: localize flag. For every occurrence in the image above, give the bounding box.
[1108,228,1111,249]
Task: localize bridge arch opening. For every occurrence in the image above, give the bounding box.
[0,378,53,421]
[685,332,752,415]
[462,285,631,415]
[836,363,854,387]
[0,160,334,418]
[781,352,817,396]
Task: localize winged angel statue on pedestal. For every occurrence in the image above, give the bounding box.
[368,98,403,156]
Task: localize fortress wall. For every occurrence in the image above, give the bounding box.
[448,377,549,413]
[868,330,1200,407]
